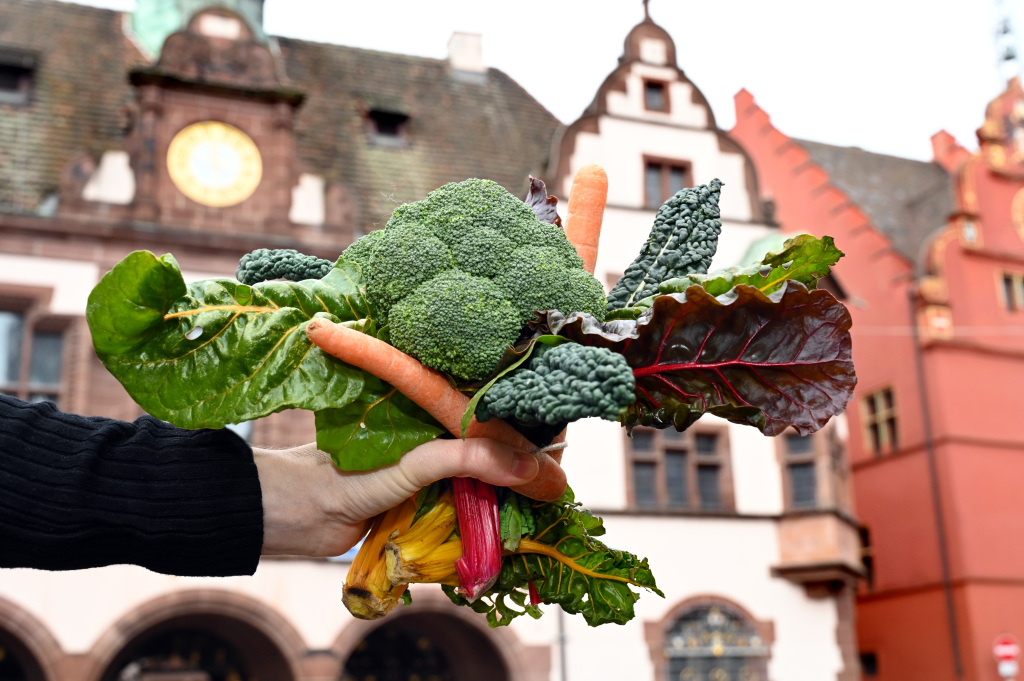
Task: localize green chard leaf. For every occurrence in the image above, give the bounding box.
[546,281,856,436]
[445,488,663,627]
[86,250,369,428]
[315,375,444,471]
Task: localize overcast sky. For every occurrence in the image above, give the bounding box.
[74,0,1020,162]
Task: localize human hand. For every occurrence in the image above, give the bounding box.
[255,438,557,558]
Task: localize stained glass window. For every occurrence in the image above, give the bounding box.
[665,605,769,681]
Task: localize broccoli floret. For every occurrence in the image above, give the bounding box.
[236,248,334,285]
[476,343,636,444]
[356,178,608,380]
[341,230,386,269]
[606,179,723,311]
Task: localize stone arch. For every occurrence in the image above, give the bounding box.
[643,594,775,681]
[85,588,307,681]
[0,595,64,681]
[332,587,551,681]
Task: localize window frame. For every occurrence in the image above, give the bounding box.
[624,425,734,513]
[0,287,71,407]
[780,431,819,510]
[862,387,898,456]
[1000,271,1024,312]
[642,78,671,113]
[0,49,37,107]
[643,156,691,209]
[366,109,410,147]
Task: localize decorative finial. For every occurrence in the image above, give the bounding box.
[643,0,651,21]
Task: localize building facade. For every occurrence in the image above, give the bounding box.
[733,77,1024,681]
[0,2,861,680]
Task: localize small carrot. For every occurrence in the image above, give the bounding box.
[306,319,567,501]
[564,164,608,275]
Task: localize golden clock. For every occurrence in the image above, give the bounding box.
[167,121,262,207]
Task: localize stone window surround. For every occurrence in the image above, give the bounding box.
[0,284,72,407]
[643,155,692,209]
[643,595,774,681]
[861,386,898,456]
[642,78,671,113]
[623,423,735,513]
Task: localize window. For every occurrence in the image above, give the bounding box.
[643,79,669,112]
[627,427,732,511]
[860,651,879,677]
[0,305,66,405]
[368,109,409,147]
[1002,272,1024,311]
[784,433,817,509]
[664,604,769,681]
[644,158,690,208]
[0,49,36,106]
[863,388,897,455]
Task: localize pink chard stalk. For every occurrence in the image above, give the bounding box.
[452,477,503,601]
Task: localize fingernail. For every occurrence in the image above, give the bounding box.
[511,450,539,478]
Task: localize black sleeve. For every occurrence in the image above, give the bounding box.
[0,394,264,576]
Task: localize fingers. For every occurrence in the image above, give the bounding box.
[396,437,540,491]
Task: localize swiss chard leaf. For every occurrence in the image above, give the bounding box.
[86,250,368,428]
[315,375,445,471]
[548,281,855,436]
[445,488,662,627]
[609,234,844,320]
[525,176,561,227]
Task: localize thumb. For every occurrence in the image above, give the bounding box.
[396,437,540,491]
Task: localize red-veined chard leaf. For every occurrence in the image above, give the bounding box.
[608,234,844,320]
[315,374,444,471]
[444,487,663,627]
[86,250,369,428]
[547,281,855,435]
[525,176,561,227]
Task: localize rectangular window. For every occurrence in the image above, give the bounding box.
[863,388,897,455]
[644,159,691,208]
[368,109,409,147]
[1002,272,1024,312]
[0,49,36,107]
[0,304,66,405]
[625,427,731,511]
[643,80,669,112]
[783,433,818,509]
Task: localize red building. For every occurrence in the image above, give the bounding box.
[733,80,1024,681]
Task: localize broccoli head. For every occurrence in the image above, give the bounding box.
[476,343,636,445]
[346,179,608,380]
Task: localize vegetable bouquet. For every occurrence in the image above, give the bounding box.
[85,165,855,627]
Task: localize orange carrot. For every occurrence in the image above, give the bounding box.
[564,164,608,275]
[306,319,567,501]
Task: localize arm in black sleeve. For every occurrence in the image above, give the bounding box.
[0,394,264,576]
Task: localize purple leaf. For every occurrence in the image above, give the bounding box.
[524,176,562,227]
[547,282,856,436]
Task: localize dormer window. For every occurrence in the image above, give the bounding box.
[368,109,409,147]
[643,80,669,112]
[0,49,37,107]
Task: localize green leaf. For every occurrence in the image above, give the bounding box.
[459,334,570,437]
[498,490,536,552]
[445,488,662,627]
[314,374,445,470]
[86,251,370,428]
[547,281,856,436]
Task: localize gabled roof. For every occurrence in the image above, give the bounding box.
[794,139,956,263]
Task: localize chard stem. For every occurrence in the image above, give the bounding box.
[513,539,643,587]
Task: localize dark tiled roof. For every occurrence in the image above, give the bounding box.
[0,0,147,214]
[277,37,562,225]
[0,0,563,225]
[795,139,956,263]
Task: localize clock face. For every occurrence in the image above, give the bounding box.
[167,121,262,207]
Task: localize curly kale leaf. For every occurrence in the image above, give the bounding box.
[236,248,335,285]
[444,487,663,627]
[606,179,723,311]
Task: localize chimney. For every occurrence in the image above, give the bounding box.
[448,32,485,74]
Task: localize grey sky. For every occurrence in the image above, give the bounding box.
[73,0,1016,161]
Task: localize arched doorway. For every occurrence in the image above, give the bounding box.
[97,613,295,681]
[341,611,510,681]
[0,627,47,681]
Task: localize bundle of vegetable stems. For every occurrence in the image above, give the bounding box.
[308,165,609,619]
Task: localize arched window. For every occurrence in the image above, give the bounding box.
[664,604,769,681]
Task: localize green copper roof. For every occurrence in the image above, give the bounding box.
[131,0,266,58]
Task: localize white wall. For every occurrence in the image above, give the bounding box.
[0,254,100,314]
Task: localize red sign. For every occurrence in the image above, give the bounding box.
[994,634,1021,662]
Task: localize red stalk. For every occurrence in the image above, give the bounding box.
[452,477,502,601]
[528,580,542,606]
